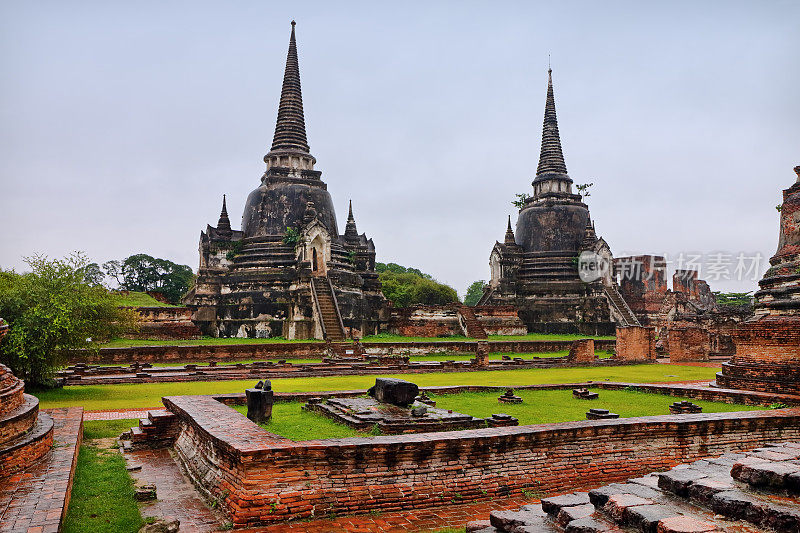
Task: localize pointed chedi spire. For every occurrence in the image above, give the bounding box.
[272,21,309,153]
[217,194,232,235]
[536,68,568,178]
[344,199,360,244]
[263,21,316,173]
[504,215,516,245]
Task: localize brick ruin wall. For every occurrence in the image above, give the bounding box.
[123,306,202,340]
[667,327,710,362]
[614,326,656,362]
[614,256,750,360]
[163,394,800,528]
[65,339,616,365]
[388,305,526,337]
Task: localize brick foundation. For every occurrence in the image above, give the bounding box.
[65,339,616,365]
[162,391,800,528]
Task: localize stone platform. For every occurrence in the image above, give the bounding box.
[0,407,83,533]
[303,396,517,434]
[469,441,800,532]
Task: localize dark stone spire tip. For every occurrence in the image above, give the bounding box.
[504,215,516,245]
[536,68,568,178]
[217,194,232,233]
[269,20,310,155]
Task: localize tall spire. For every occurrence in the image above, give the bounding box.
[344,200,360,243]
[536,68,568,177]
[270,21,310,154]
[217,194,232,234]
[504,215,516,245]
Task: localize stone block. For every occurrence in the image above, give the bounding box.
[541,492,591,515]
[557,503,595,525]
[565,516,619,532]
[657,468,708,497]
[367,377,419,406]
[246,380,274,424]
[656,516,720,533]
[624,504,680,533]
[602,494,653,522]
[489,510,551,531]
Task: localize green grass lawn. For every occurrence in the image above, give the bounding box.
[228,388,758,441]
[63,444,144,533]
[114,291,179,308]
[34,364,719,411]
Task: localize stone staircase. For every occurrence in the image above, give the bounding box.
[0,363,54,476]
[230,236,297,269]
[120,409,179,451]
[604,284,641,327]
[468,442,800,533]
[519,252,580,281]
[455,305,488,339]
[312,277,346,341]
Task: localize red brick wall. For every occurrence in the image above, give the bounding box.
[614,326,656,361]
[568,339,596,363]
[66,339,616,365]
[164,395,800,528]
[667,327,710,362]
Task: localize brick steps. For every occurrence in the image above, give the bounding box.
[604,285,640,327]
[312,277,345,341]
[121,409,179,451]
[455,305,488,340]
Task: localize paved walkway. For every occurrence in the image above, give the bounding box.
[123,448,226,533]
[84,409,154,421]
[0,407,83,533]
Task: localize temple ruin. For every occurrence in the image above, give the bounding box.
[478,69,638,335]
[183,22,387,340]
[717,166,800,393]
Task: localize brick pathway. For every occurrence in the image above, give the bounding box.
[0,407,83,533]
[123,447,226,532]
[83,409,154,421]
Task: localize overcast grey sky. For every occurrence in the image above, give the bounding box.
[1,0,798,296]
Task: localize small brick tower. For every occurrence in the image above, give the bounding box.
[716,166,800,393]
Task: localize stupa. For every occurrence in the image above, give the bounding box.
[184,22,387,339]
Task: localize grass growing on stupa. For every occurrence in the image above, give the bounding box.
[34,364,720,411]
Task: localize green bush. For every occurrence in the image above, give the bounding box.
[376,263,459,307]
[0,253,137,387]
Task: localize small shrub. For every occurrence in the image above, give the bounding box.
[769,402,789,410]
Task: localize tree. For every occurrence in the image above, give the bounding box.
[0,253,137,387]
[80,262,105,286]
[102,254,194,304]
[463,280,486,306]
[375,263,459,307]
[713,291,753,307]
